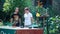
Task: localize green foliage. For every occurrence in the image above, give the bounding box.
[3,0,35,15]
[48,16,60,34]
[3,0,11,12]
[3,0,25,13]
[36,6,47,15]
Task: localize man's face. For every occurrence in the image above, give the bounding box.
[25,10,29,13]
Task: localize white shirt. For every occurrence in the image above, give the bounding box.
[24,12,33,26]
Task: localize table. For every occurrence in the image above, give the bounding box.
[16,29,43,34]
[0,26,43,34]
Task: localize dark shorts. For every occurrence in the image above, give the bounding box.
[16,23,21,27]
[13,22,21,27]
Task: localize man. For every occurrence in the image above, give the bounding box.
[10,7,21,27]
[24,7,33,27]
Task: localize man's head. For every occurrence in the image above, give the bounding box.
[24,7,30,13]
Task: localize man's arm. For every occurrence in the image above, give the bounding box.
[30,13,34,23]
[31,17,34,23]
